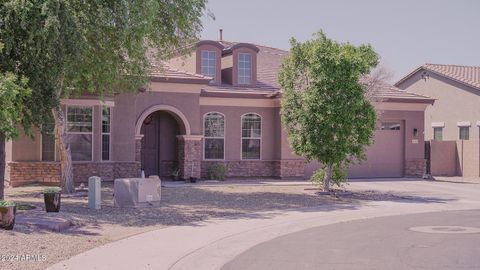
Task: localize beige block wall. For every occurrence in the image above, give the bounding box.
[397,71,480,141]
[429,140,480,177]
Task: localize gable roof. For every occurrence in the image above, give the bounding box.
[149,63,212,84]
[395,64,480,91]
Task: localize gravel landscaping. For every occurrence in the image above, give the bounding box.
[0,180,431,270]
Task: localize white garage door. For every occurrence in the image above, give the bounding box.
[304,122,404,179]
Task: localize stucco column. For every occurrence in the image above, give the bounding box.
[177,135,202,180]
[135,135,143,163]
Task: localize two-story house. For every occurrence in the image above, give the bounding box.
[5,38,434,186]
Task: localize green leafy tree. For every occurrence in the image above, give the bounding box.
[278,31,379,192]
[0,0,207,193]
[0,67,32,199]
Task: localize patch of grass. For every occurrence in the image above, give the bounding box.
[16,204,36,211]
[0,200,15,207]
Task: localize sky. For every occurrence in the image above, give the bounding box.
[201,0,480,82]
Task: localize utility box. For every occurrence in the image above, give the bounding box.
[114,176,161,208]
[88,176,101,210]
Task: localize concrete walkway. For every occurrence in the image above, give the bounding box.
[47,179,480,270]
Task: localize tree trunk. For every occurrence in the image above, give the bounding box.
[0,132,5,200]
[52,108,75,193]
[323,164,332,192]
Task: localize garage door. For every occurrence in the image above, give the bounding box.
[304,121,404,179]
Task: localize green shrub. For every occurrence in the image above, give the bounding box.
[42,187,61,194]
[0,200,15,207]
[207,163,226,180]
[310,164,348,188]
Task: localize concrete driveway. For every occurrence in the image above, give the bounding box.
[47,178,480,270]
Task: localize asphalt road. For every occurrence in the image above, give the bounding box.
[222,209,480,270]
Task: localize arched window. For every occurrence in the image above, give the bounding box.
[204,112,225,159]
[241,113,261,160]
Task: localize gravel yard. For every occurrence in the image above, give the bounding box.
[0,180,421,270]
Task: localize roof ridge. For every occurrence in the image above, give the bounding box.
[220,39,289,54]
[424,63,480,69]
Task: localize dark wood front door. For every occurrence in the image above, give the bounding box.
[141,114,159,176]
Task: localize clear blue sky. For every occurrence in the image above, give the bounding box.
[201,0,480,82]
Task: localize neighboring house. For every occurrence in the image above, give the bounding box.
[5,39,434,187]
[395,64,480,141]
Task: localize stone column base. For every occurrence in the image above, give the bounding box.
[177,135,202,180]
[405,159,426,178]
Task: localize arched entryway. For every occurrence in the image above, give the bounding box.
[140,111,181,177]
[135,105,202,180]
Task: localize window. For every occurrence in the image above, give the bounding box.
[241,113,261,160]
[433,127,443,141]
[459,126,469,140]
[201,51,216,79]
[238,53,252,85]
[66,106,93,161]
[380,122,401,130]
[204,112,225,159]
[102,107,111,161]
[41,122,55,161]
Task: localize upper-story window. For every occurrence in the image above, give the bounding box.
[459,126,469,140]
[238,53,252,85]
[433,127,443,141]
[66,106,93,161]
[204,112,225,160]
[201,51,216,79]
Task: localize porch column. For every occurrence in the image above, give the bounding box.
[177,135,202,180]
[135,135,143,162]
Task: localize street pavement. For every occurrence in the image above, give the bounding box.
[223,209,480,270]
[47,179,480,270]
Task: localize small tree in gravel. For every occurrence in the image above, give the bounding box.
[278,31,379,192]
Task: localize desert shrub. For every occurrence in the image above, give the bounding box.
[207,163,226,180]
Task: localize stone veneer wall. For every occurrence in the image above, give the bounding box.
[7,161,140,187]
[178,138,202,179]
[201,160,277,179]
[201,159,306,179]
[405,158,426,177]
[276,160,306,179]
[8,162,61,187]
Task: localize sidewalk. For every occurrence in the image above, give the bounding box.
[47,189,480,270]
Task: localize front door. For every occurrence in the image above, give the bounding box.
[141,114,159,176]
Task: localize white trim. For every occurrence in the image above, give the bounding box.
[457,121,471,127]
[240,112,262,160]
[203,112,226,161]
[65,105,94,162]
[101,107,112,161]
[431,122,445,128]
[177,135,203,141]
[476,121,480,127]
[135,105,191,136]
[61,99,115,107]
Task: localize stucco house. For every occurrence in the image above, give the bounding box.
[5,38,434,186]
[395,64,480,141]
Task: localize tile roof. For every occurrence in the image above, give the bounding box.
[373,81,434,103]
[395,64,480,90]
[156,40,433,103]
[149,63,212,82]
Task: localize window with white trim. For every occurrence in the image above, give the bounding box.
[204,112,224,159]
[201,51,216,79]
[241,113,261,160]
[66,106,93,161]
[238,53,252,85]
[41,122,55,161]
[433,127,443,141]
[102,107,111,161]
[459,126,469,140]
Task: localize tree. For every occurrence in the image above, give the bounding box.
[278,31,379,192]
[0,0,207,193]
[0,67,32,199]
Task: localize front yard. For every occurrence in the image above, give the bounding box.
[0,180,435,270]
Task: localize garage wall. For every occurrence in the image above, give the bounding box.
[304,109,426,179]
